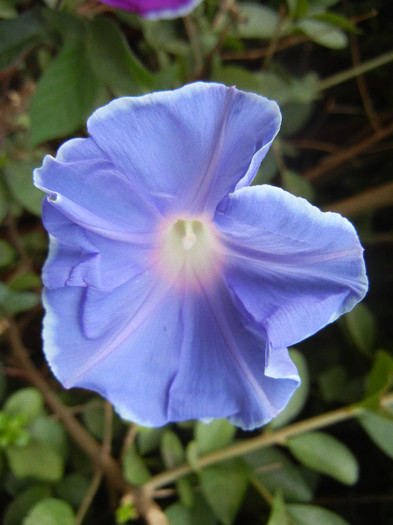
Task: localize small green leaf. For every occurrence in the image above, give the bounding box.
[6,440,64,482]
[267,492,290,525]
[238,4,280,39]
[358,410,393,460]
[0,282,40,314]
[23,498,75,525]
[287,431,358,485]
[185,440,200,472]
[30,41,100,145]
[0,9,44,70]
[245,447,313,502]
[296,19,348,48]
[122,442,151,485]
[56,474,90,508]
[3,160,43,216]
[366,350,393,399]
[311,12,359,33]
[165,493,219,525]
[0,240,15,267]
[282,170,315,201]
[342,302,376,356]
[161,430,185,469]
[199,459,250,525]
[4,387,44,424]
[30,416,68,457]
[137,425,166,455]
[88,17,154,96]
[319,365,348,402]
[195,418,236,454]
[7,272,42,292]
[287,504,351,525]
[3,485,51,525]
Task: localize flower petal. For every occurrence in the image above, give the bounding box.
[87,83,281,217]
[97,0,204,19]
[215,185,368,349]
[42,273,183,427]
[41,201,153,291]
[167,281,299,430]
[43,268,299,429]
[34,137,160,242]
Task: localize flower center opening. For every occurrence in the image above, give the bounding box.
[154,217,223,290]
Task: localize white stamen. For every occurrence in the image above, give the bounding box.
[182,221,196,250]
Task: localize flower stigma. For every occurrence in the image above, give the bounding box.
[154,217,224,291]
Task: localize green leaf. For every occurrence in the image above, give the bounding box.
[0,282,40,314]
[81,400,122,441]
[366,350,393,400]
[88,17,154,96]
[319,365,347,402]
[245,447,313,502]
[3,485,51,525]
[186,440,200,472]
[0,239,15,267]
[7,271,42,292]
[56,474,90,508]
[213,67,318,107]
[282,170,315,201]
[161,430,185,469]
[238,4,280,39]
[137,425,166,455]
[287,504,351,525]
[342,302,376,356]
[4,387,44,424]
[195,418,236,454]
[3,160,43,215]
[358,410,393,460]
[23,498,75,525]
[287,431,359,485]
[267,492,290,525]
[0,9,44,71]
[30,416,68,457]
[166,494,217,525]
[6,440,64,482]
[296,19,348,48]
[311,12,359,33]
[30,41,100,145]
[122,442,151,485]
[199,459,250,525]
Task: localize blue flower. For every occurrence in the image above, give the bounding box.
[34,82,367,430]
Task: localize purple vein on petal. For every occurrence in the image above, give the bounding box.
[47,195,159,246]
[63,275,177,388]
[188,88,235,215]
[196,273,276,415]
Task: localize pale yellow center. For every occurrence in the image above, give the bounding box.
[154,217,223,290]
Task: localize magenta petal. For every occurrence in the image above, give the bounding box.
[97,0,204,18]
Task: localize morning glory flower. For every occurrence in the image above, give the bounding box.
[96,0,203,19]
[34,82,367,430]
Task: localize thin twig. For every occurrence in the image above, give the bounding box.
[75,470,103,525]
[143,392,393,492]
[303,121,393,181]
[323,181,393,217]
[5,315,127,493]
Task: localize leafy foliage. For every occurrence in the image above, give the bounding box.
[0,0,392,523]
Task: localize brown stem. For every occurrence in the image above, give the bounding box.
[6,315,127,493]
[303,121,393,181]
[323,181,393,217]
